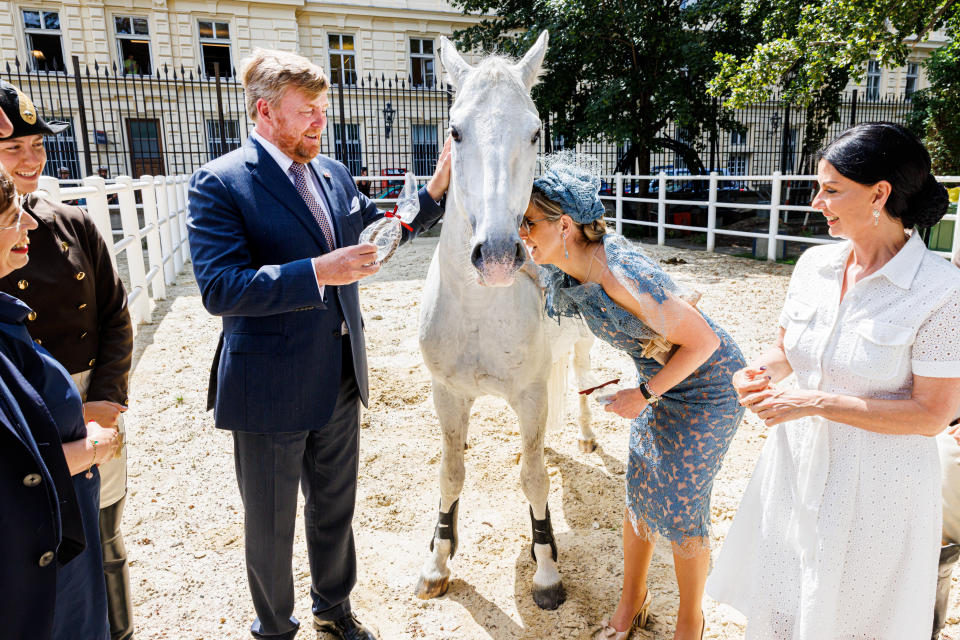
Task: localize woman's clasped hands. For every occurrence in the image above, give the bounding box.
[85,421,122,465]
[733,366,821,426]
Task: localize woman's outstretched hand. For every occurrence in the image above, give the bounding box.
[604,387,649,419]
[732,366,771,400]
[739,387,822,426]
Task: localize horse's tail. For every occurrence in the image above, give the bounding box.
[545,351,570,433]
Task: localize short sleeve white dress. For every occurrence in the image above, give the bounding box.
[706,232,960,639]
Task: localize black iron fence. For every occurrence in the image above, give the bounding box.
[2,56,915,185]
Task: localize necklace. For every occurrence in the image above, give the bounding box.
[583,242,604,283]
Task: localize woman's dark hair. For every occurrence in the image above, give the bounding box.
[818,122,948,229]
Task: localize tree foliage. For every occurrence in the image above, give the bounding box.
[709,0,957,107]
[449,0,766,172]
[908,16,960,174]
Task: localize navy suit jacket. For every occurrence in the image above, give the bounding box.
[0,295,85,640]
[188,137,443,432]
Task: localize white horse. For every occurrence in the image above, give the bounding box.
[415,32,596,610]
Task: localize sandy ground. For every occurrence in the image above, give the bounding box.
[121,237,960,640]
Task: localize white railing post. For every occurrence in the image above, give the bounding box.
[614,172,623,235]
[657,171,667,246]
[706,171,718,252]
[155,176,176,285]
[139,175,166,300]
[177,176,190,264]
[115,176,151,325]
[767,171,782,262]
[37,175,61,201]
[81,176,118,272]
[166,177,184,274]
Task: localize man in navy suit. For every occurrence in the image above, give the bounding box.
[187,49,448,640]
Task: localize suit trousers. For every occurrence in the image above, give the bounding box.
[233,339,360,639]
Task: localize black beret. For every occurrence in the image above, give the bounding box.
[0,80,68,139]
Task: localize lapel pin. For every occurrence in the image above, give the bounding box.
[322,170,331,179]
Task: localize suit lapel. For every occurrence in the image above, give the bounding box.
[245,138,331,252]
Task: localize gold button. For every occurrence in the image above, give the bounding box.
[76,272,85,281]
[33,338,41,345]
[79,331,88,340]
[60,241,68,252]
[88,358,96,367]
[27,311,36,321]
[23,473,41,487]
[38,551,55,567]
[17,279,27,290]
[77,303,87,310]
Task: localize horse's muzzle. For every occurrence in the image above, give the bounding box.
[470,238,526,287]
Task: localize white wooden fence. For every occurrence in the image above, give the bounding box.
[598,172,960,262]
[37,174,191,336]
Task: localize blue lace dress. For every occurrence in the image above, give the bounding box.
[543,235,746,547]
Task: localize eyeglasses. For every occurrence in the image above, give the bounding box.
[520,215,549,234]
[0,197,25,232]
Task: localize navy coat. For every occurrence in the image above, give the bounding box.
[0,294,86,640]
[188,137,443,432]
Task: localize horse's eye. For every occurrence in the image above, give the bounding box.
[532,128,541,144]
[450,126,462,143]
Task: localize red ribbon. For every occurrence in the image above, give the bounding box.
[578,378,620,396]
[385,204,413,232]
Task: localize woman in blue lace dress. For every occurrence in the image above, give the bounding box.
[520,159,745,640]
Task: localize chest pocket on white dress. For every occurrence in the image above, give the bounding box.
[782,298,816,351]
[850,319,913,380]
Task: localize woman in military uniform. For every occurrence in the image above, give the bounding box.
[0,81,134,639]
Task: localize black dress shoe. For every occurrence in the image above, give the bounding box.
[313,613,380,640]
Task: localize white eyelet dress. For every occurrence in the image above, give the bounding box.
[707,232,960,639]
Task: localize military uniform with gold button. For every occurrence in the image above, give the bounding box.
[0,192,134,640]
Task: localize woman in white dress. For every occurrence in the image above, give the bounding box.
[706,122,960,639]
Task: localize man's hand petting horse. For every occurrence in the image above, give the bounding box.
[312,242,380,285]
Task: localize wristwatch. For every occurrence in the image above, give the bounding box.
[639,382,661,405]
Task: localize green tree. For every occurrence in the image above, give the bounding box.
[908,18,960,174]
[710,0,955,106]
[449,0,766,175]
[709,0,957,171]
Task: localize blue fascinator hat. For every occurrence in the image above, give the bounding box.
[532,152,605,224]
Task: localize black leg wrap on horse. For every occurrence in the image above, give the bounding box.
[429,499,460,559]
[529,504,558,562]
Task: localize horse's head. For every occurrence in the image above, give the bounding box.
[439,32,548,287]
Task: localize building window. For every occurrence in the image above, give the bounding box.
[730,128,747,146]
[866,60,881,101]
[328,34,357,86]
[199,21,232,78]
[333,123,362,175]
[127,118,164,176]
[44,121,80,178]
[410,38,435,88]
[115,16,151,75]
[412,124,438,176]
[727,153,749,187]
[206,119,241,160]
[22,10,65,71]
[905,62,919,99]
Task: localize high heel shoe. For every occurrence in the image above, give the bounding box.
[596,590,653,639]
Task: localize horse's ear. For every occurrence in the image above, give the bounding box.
[513,31,549,91]
[439,35,472,89]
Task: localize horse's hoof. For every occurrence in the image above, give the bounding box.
[415,574,450,600]
[578,438,597,453]
[532,581,567,610]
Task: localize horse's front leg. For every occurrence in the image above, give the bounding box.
[573,335,597,452]
[511,383,567,610]
[415,380,474,600]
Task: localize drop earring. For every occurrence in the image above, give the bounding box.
[562,232,569,259]
[872,209,880,227]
